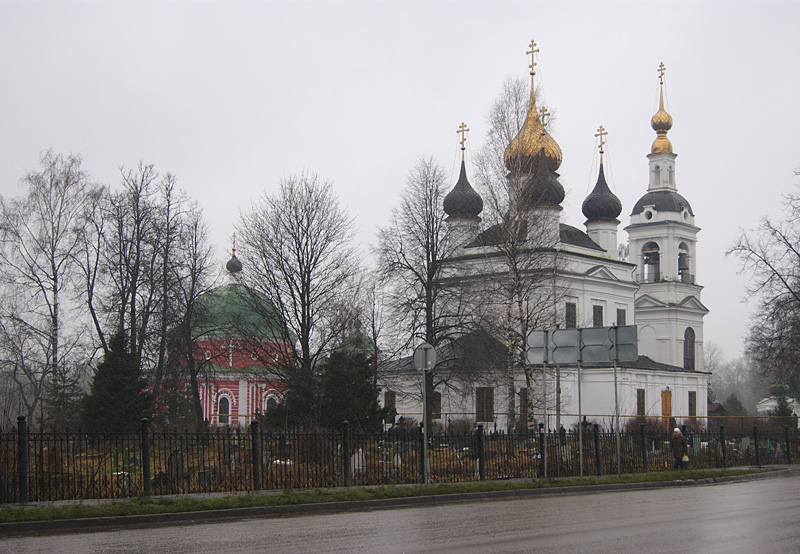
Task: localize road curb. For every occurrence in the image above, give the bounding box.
[2,467,797,536]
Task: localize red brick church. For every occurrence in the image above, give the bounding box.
[183,248,292,426]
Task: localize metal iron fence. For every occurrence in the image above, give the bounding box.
[1,416,797,504]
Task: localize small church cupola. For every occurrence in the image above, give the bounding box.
[444,122,483,219]
[503,40,563,174]
[444,123,483,248]
[226,234,243,274]
[582,126,621,222]
[650,62,674,155]
[583,126,621,258]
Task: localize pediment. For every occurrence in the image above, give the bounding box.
[585,265,619,281]
[678,295,710,313]
[634,294,667,309]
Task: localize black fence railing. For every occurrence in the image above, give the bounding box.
[1,416,798,504]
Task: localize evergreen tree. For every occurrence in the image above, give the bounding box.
[82,333,151,433]
[723,392,747,417]
[319,350,385,432]
[44,364,85,431]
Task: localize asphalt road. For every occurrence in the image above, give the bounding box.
[4,474,799,553]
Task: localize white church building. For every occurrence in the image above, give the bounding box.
[379,46,710,432]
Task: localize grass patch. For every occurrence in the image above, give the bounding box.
[0,468,766,524]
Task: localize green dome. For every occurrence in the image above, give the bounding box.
[192,284,289,341]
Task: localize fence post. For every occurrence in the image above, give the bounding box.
[593,424,602,476]
[342,421,351,487]
[17,415,28,504]
[141,418,151,497]
[720,425,727,468]
[538,423,545,478]
[784,426,792,465]
[418,422,425,484]
[753,426,760,467]
[640,423,648,472]
[251,420,261,492]
[476,424,485,481]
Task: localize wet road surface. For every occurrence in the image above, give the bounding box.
[4,474,799,553]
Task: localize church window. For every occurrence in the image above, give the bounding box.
[637,389,646,417]
[476,387,494,422]
[678,243,691,283]
[684,328,696,370]
[592,305,604,327]
[432,391,442,420]
[565,302,577,328]
[218,396,230,425]
[616,308,626,326]
[688,391,697,418]
[642,242,660,282]
[204,350,211,360]
[384,390,396,412]
[653,165,661,184]
[668,166,674,185]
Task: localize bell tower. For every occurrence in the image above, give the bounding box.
[625,63,708,370]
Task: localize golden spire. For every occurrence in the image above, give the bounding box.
[457,122,469,161]
[504,40,563,173]
[595,125,608,163]
[651,61,674,154]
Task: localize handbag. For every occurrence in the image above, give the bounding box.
[682,454,689,463]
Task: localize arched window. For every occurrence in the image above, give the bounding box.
[678,243,691,283]
[218,396,230,425]
[642,242,660,282]
[266,397,277,411]
[684,328,696,370]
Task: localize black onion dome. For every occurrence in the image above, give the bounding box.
[443,160,483,218]
[631,190,694,216]
[582,162,622,221]
[522,148,565,208]
[226,253,243,273]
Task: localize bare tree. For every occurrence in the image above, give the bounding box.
[470,75,569,430]
[238,172,359,426]
[0,151,98,426]
[376,156,476,432]
[728,171,800,396]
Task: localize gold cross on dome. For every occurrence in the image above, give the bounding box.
[538,105,550,126]
[231,232,236,256]
[457,122,469,150]
[658,62,666,85]
[595,125,608,162]
[527,39,539,75]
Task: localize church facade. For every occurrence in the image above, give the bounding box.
[174,249,290,427]
[379,46,710,432]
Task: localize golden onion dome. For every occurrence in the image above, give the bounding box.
[504,90,563,173]
[650,65,674,154]
[504,42,562,173]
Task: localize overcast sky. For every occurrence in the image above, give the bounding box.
[1,0,798,361]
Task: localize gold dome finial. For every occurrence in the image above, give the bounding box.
[527,39,539,77]
[457,122,469,161]
[595,125,608,163]
[232,232,236,256]
[651,62,674,154]
[504,40,563,173]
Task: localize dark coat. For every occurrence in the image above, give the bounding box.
[670,433,688,458]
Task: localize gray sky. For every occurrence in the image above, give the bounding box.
[1,0,798,361]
